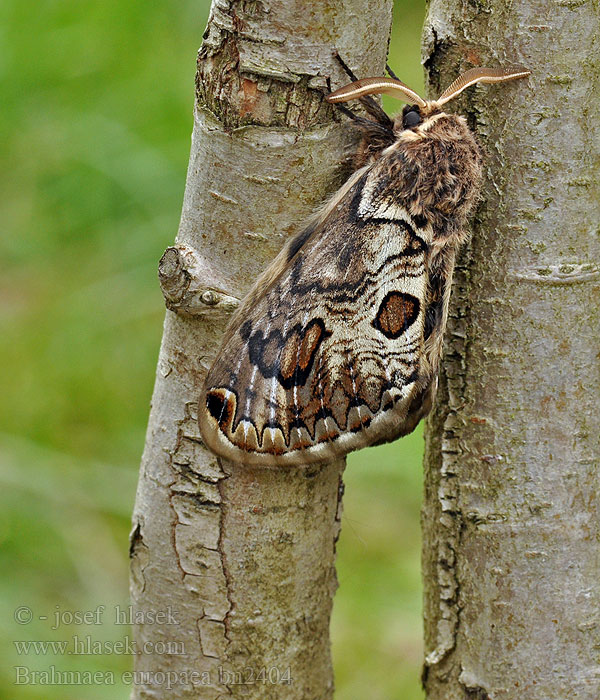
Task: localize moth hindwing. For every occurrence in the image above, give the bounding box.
[198,63,530,466]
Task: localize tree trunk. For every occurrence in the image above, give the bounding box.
[421,2,600,699]
[130,2,393,699]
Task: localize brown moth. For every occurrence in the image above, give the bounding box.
[198,62,530,466]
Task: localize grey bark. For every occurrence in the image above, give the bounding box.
[130,2,393,699]
[421,1,600,699]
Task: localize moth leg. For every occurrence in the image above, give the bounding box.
[329,51,395,166]
[325,77,362,123]
[386,64,400,81]
[326,76,388,131]
[333,51,393,129]
[360,99,393,129]
[328,101,396,168]
[333,111,396,169]
[331,101,361,123]
[334,50,360,82]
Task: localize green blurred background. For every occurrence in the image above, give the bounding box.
[1,1,426,697]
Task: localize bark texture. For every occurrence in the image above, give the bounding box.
[131,2,393,699]
[422,1,600,699]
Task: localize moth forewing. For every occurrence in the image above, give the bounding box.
[198,63,530,466]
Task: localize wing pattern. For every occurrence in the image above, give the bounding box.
[199,160,436,466]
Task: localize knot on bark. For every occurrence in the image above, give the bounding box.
[159,245,240,317]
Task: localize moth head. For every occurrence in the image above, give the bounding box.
[326,66,531,130]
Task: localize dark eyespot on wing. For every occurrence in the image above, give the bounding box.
[206,388,236,429]
[373,291,420,339]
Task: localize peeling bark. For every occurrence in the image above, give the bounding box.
[422,1,600,699]
[130,2,393,699]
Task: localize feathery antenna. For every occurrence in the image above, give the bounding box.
[326,65,530,110]
[327,77,427,109]
[436,66,531,106]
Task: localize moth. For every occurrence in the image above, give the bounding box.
[198,61,530,466]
